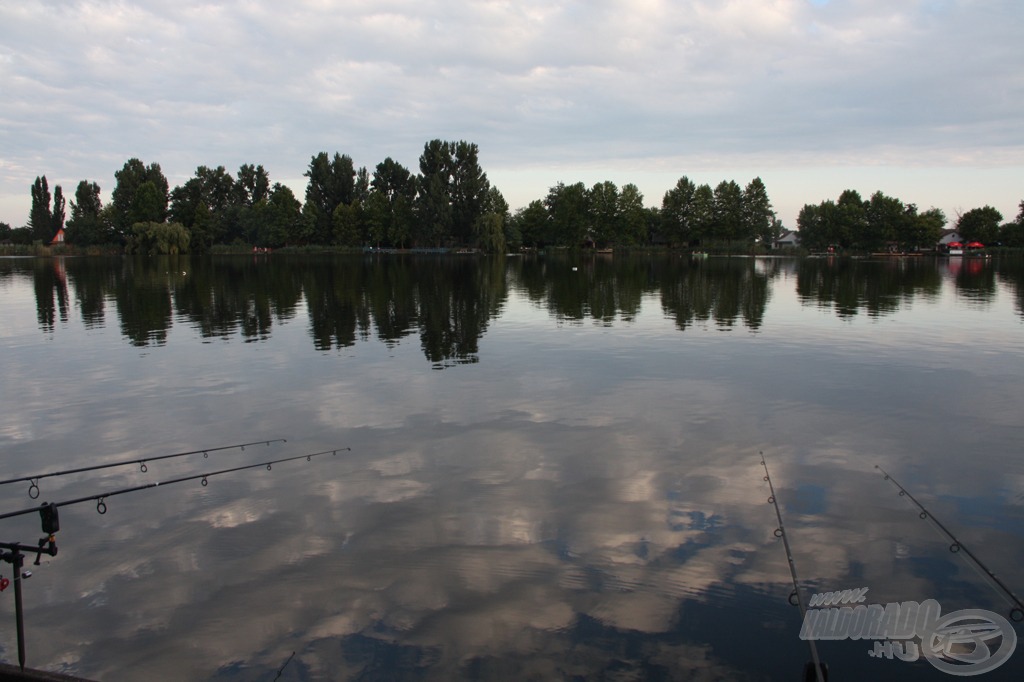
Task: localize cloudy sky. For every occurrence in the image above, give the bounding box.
[1,0,1021,230]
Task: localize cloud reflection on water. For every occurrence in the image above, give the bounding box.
[1,256,1023,680]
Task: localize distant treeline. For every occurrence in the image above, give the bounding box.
[3,139,1022,253]
[797,191,1024,252]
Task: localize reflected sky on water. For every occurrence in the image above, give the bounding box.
[0,254,1023,681]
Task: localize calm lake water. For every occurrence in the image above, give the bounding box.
[1,254,1023,681]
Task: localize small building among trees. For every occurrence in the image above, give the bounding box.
[773,230,800,249]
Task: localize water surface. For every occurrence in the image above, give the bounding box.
[1,254,1022,680]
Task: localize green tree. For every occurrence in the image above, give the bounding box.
[371,157,416,247]
[111,159,169,236]
[171,167,227,223]
[414,140,491,246]
[511,200,549,248]
[742,177,774,246]
[66,180,110,245]
[169,165,237,246]
[691,183,715,244]
[906,207,945,251]
[270,183,304,245]
[644,206,662,246]
[476,186,509,253]
[189,202,216,252]
[29,176,53,242]
[6,226,34,245]
[51,185,65,237]
[545,181,589,247]
[354,166,371,204]
[134,182,167,227]
[588,181,619,246]
[450,141,490,245]
[332,202,363,247]
[957,206,1003,244]
[863,191,906,251]
[834,189,866,249]
[127,221,191,254]
[712,180,744,245]
[998,200,1024,246]
[765,217,785,247]
[236,164,270,207]
[796,201,835,252]
[416,140,454,246]
[618,183,647,245]
[249,183,303,247]
[661,176,697,246]
[363,191,390,247]
[304,152,356,244]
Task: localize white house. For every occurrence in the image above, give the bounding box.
[937,229,962,246]
[774,230,801,249]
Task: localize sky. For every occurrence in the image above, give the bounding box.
[1,0,1021,231]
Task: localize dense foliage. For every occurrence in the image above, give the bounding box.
[797,190,947,253]
[12,142,1023,254]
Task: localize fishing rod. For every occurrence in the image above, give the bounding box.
[875,464,1024,622]
[0,447,350,523]
[760,453,827,682]
[0,445,350,672]
[0,439,288,500]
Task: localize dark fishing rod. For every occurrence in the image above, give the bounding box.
[0,445,349,672]
[875,464,1024,622]
[761,453,827,682]
[0,438,288,499]
[0,447,350,523]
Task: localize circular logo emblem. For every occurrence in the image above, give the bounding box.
[921,609,1017,676]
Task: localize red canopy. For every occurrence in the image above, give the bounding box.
[948,241,963,248]
[967,241,985,248]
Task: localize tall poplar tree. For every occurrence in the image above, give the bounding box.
[30,176,52,242]
[51,185,66,237]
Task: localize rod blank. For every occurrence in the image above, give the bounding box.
[0,439,288,499]
[760,453,826,682]
[876,464,1024,622]
[0,447,349,523]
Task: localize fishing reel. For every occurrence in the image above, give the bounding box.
[33,502,59,565]
[0,503,60,592]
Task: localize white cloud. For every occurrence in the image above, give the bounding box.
[0,0,1021,228]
